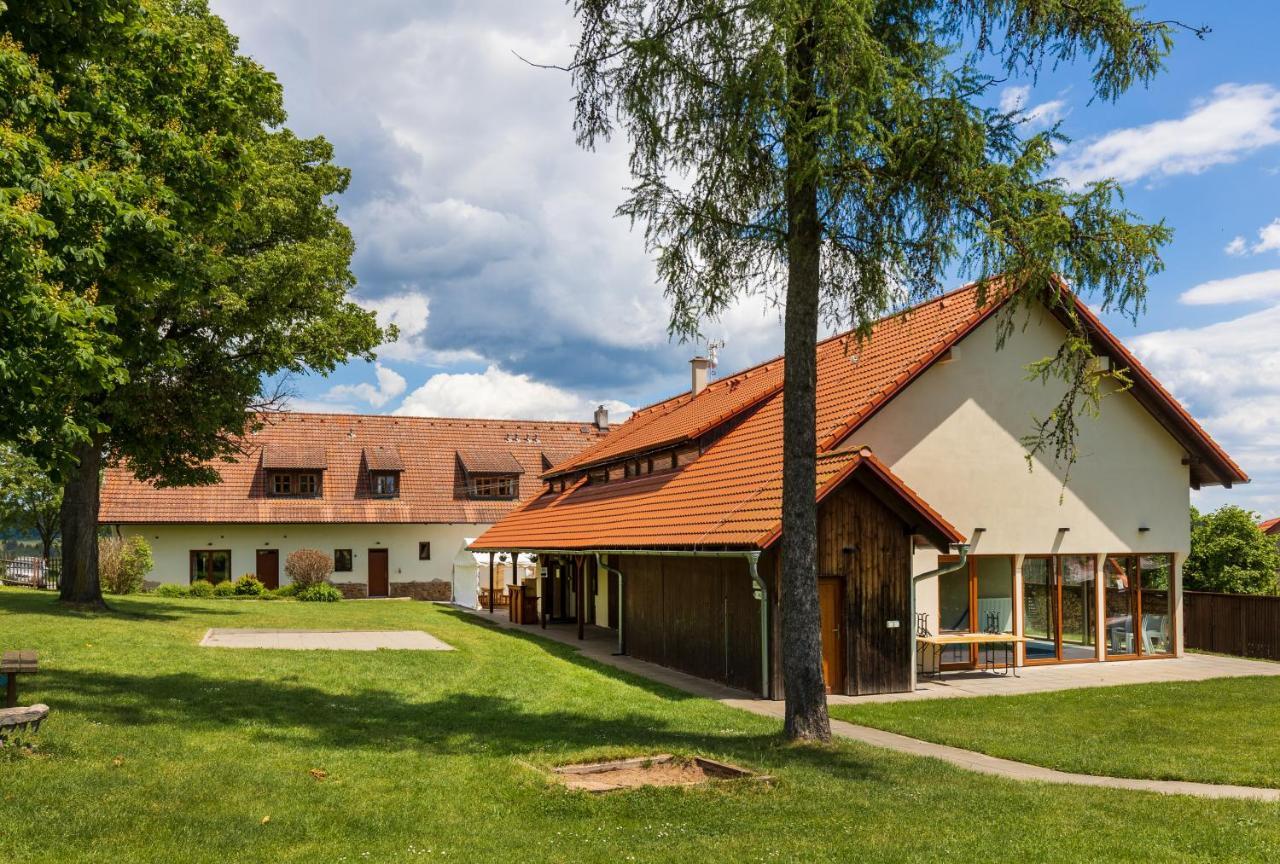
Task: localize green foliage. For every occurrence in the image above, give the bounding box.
[0,0,389,601]
[271,582,300,598]
[296,582,342,603]
[233,574,265,596]
[212,579,237,598]
[98,535,153,595]
[0,446,61,558]
[567,1,1189,468]
[1185,506,1280,595]
[151,583,188,598]
[187,579,215,599]
[284,549,332,589]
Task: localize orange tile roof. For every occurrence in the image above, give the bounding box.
[363,445,405,472]
[261,444,328,470]
[1261,517,1280,535]
[475,279,1245,553]
[99,413,604,525]
[456,449,525,475]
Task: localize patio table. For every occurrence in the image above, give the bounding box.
[917,633,1027,678]
[1,650,38,708]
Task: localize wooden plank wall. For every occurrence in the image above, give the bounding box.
[1184,591,1280,661]
[818,480,914,695]
[619,554,763,694]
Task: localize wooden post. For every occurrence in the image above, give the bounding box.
[509,550,519,622]
[577,556,586,640]
[488,552,495,614]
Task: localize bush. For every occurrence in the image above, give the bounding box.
[296,582,342,602]
[152,583,189,598]
[212,579,237,597]
[233,573,265,596]
[284,549,332,589]
[188,579,215,598]
[99,535,154,595]
[272,582,299,598]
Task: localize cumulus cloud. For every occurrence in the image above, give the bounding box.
[998,84,1067,129]
[394,365,631,422]
[1131,305,1280,514]
[1225,236,1248,256]
[1058,83,1280,187]
[358,291,432,361]
[325,363,407,408]
[1179,269,1280,305]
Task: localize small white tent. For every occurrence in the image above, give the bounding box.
[451,540,537,609]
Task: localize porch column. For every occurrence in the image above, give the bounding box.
[488,552,495,614]
[577,556,586,640]
[1012,554,1025,667]
[1093,553,1106,661]
[509,549,519,623]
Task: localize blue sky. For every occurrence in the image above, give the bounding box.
[211,0,1280,516]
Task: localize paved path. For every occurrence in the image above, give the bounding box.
[200,628,453,651]
[461,606,1280,801]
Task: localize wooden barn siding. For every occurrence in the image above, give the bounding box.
[619,554,762,694]
[1184,591,1280,661]
[818,481,914,695]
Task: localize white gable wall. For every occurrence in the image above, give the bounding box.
[853,304,1193,662]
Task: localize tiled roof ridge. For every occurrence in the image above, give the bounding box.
[257,411,596,430]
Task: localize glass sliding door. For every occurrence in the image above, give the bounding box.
[937,557,1015,669]
[1103,556,1138,657]
[1022,554,1099,663]
[1021,557,1056,663]
[1103,554,1174,657]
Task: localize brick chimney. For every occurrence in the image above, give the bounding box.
[593,404,609,430]
[690,355,712,396]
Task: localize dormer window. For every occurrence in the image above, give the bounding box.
[456,449,523,501]
[261,445,326,498]
[371,471,400,498]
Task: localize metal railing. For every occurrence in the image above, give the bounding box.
[0,556,61,591]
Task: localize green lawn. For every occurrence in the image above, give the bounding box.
[3,591,1280,863]
[829,675,1280,789]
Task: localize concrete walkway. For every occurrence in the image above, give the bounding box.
[461,606,1280,801]
[200,628,453,651]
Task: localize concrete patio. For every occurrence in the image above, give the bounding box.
[199,628,454,651]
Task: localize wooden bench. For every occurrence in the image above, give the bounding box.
[2,650,38,708]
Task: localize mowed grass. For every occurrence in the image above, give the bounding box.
[2,592,1280,863]
[830,674,1280,790]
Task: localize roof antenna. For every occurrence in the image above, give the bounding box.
[707,338,726,378]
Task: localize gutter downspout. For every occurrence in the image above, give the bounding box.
[745,551,768,699]
[910,543,969,690]
[594,553,625,656]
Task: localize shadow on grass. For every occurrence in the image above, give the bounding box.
[35,667,893,784]
[0,589,241,622]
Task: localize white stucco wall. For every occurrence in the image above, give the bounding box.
[853,305,1194,664]
[113,522,487,599]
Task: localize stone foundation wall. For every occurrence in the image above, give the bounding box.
[335,582,369,599]
[390,580,453,601]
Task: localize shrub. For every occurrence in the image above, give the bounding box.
[272,582,299,598]
[233,574,265,596]
[188,579,215,598]
[212,579,237,597]
[153,583,188,598]
[296,582,342,602]
[99,535,154,595]
[284,549,332,589]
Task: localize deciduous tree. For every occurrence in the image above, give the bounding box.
[560,0,1196,739]
[1185,506,1279,595]
[0,446,62,560]
[0,1,386,604]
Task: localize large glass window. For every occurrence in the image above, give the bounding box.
[1103,554,1173,657]
[190,550,231,584]
[937,557,1014,668]
[1023,555,1098,663]
[1140,555,1173,655]
[1103,556,1138,657]
[1022,556,1056,662]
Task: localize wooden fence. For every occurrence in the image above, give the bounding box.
[0,556,61,591]
[1183,590,1280,661]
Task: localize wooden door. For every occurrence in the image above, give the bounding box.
[818,578,845,695]
[255,549,279,590]
[367,549,389,597]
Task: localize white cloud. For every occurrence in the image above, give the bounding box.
[1058,83,1280,187]
[1225,236,1248,256]
[394,364,631,421]
[358,290,434,362]
[1131,304,1280,515]
[1179,269,1280,305]
[1254,218,1280,254]
[998,84,1067,129]
[325,363,407,408]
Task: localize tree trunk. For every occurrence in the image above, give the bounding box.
[780,11,831,743]
[59,437,105,605]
